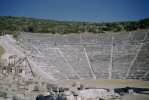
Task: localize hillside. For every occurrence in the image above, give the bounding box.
[0,16,149,35]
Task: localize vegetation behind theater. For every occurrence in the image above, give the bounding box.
[0,16,149,35]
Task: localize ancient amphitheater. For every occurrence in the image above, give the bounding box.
[0,30,149,100]
[0,30,149,80]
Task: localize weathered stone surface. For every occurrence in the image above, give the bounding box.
[69,87,80,96]
[6,98,13,100]
[52,84,60,92]
[56,96,67,100]
[14,30,149,79]
[80,84,85,90]
[71,91,79,96]
[40,82,47,90]
[0,97,4,100]
[79,89,107,99]
[63,86,69,91]
[59,87,64,92]
[34,86,40,91]
[106,92,120,99]
[28,84,34,91]
[62,91,72,96]
[120,92,125,96]
[47,83,53,89]
[127,89,134,94]
[44,92,51,96]
[47,87,53,92]
[72,82,80,89]
[76,96,81,100]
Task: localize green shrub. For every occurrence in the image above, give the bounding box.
[13,32,19,38]
[28,25,35,32]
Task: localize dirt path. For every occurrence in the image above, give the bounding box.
[58,79,149,88]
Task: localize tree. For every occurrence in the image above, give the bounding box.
[124,22,139,31]
[88,28,96,33]
[139,18,149,29]
[28,25,34,32]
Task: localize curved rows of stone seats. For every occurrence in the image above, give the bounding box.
[128,33,149,79]
[17,30,149,80]
[112,32,140,79]
[85,45,111,79]
[59,45,95,79]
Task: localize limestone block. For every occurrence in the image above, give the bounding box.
[106,92,120,99]
[7,76,14,83]
[13,78,19,83]
[17,79,24,85]
[27,84,34,91]
[71,91,79,96]
[34,86,40,91]
[41,82,47,90]
[65,94,76,100]
[59,86,64,92]
[69,87,80,96]
[0,97,4,100]
[18,85,25,90]
[24,85,28,90]
[44,92,51,96]
[69,87,78,92]
[85,86,90,90]
[12,96,21,100]
[127,89,134,94]
[107,88,114,93]
[27,80,34,85]
[79,89,107,99]
[55,92,59,96]
[120,92,125,96]
[72,82,80,89]
[0,91,6,97]
[63,86,69,91]
[6,98,13,100]
[52,84,60,92]
[5,87,12,92]
[62,91,72,96]
[47,87,53,92]
[5,92,15,98]
[14,93,24,100]
[76,96,81,100]
[80,84,85,90]
[47,83,53,89]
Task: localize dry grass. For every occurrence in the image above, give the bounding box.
[0,46,5,56]
[0,46,5,60]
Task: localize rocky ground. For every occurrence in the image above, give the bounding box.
[0,75,149,100]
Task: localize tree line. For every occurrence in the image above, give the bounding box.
[0,16,149,36]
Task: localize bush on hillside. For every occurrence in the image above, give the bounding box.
[13,32,19,38]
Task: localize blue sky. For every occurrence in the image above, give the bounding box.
[0,0,149,22]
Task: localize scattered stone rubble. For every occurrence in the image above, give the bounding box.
[0,75,132,100]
